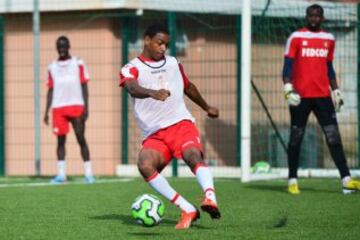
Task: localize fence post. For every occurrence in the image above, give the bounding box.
[236,14,242,167]
[357,4,360,168]
[241,0,252,182]
[33,0,41,175]
[121,17,129,165]
[0,15,4,176]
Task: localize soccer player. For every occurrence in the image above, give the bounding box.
[282,4,360,194]
[120,24,221,229]
[44,36,95,184]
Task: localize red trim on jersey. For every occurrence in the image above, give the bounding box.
[193,162,207,174]
[47,71,54,88]
[146,171,159,182]
[171,193,180,203]
[119,66,139,86]
[79,65,89,84]
[178,63,190,90]
[204,188,215,193]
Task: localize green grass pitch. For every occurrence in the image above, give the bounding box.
[0,177,359,240]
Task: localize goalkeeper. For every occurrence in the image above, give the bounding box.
[282,4,360,194]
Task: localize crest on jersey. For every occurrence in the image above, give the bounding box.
[324,41,328,48]
[302,40,308,46]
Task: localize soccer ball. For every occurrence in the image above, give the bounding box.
[131,194,165,227]
[251,161,271,174]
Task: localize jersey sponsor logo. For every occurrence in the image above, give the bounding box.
[301,48,328,58]
[151,69,166,74]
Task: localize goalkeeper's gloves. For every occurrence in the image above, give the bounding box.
[284,83,301,106]
[332,89,344,112]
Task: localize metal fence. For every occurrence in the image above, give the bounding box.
[0,1,359,177]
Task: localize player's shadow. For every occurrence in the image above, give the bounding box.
[244,184,338,194]
[90,214,210,229]
[91,214,178,226]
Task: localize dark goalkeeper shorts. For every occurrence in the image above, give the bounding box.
[289,97,338,128]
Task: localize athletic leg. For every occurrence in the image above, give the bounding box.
[70,117,94,182]
[313,98,350,179]
[51,108,69,183]
[139,140,199,229]
[312,98,360,193]
[70,117,90,161]
[57,135,66,161]
[288,99,311,179]
[287,99,311,193]
[182,147,220,219]
[51,135,67,183]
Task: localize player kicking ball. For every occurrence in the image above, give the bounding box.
[120,24,221,229]
[282,4,360,194]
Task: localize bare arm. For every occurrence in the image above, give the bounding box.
[43,88,53,125]
[184,82,219,118]
[123,79,170,101]
[81,84,89,121]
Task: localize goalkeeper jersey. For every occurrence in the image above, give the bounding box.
[284,28,335,98]
[120,55,195,139]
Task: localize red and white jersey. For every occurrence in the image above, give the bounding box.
[284,28,335,98]
[47,57,89,108]
[120,55,195,138]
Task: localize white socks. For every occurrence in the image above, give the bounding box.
[342,176,351,186]
[57,160,94,178]
[194,164,217,204]
[288,178,298,185]
[147,172,196,213]
[57,160,66,178]
[288,177,352,187]
[84,161,93,177]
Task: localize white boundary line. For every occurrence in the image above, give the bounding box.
[116,164,360,180]
[0,178,133,188]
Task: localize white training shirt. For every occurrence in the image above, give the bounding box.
[120,55,195,138]
[47,56,89,108]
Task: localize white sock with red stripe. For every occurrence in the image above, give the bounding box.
[147,172,196,213]
[194,163,217,204]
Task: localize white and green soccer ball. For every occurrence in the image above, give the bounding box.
[251,161,271,174]
[131,194,165,227]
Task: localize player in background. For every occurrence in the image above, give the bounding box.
[44,36,95,184]
[282,4,360,194]
[120,24,221,229]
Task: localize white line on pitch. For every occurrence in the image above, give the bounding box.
[0,178,134,188]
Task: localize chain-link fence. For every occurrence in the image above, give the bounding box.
[1,1,359,177]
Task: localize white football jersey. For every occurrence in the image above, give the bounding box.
[120,56,195,138]
[47,56,89,108]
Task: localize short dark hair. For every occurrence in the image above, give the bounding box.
[306,4,324,16]
[144,24,169,38]
[56,36,70,45]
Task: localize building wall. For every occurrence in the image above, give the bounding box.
[3,12,242,174]
[5,13,122,175]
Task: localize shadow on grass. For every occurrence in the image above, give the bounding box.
[244,184,338,194]
[90,214,211,230]
[91,214,175,225]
